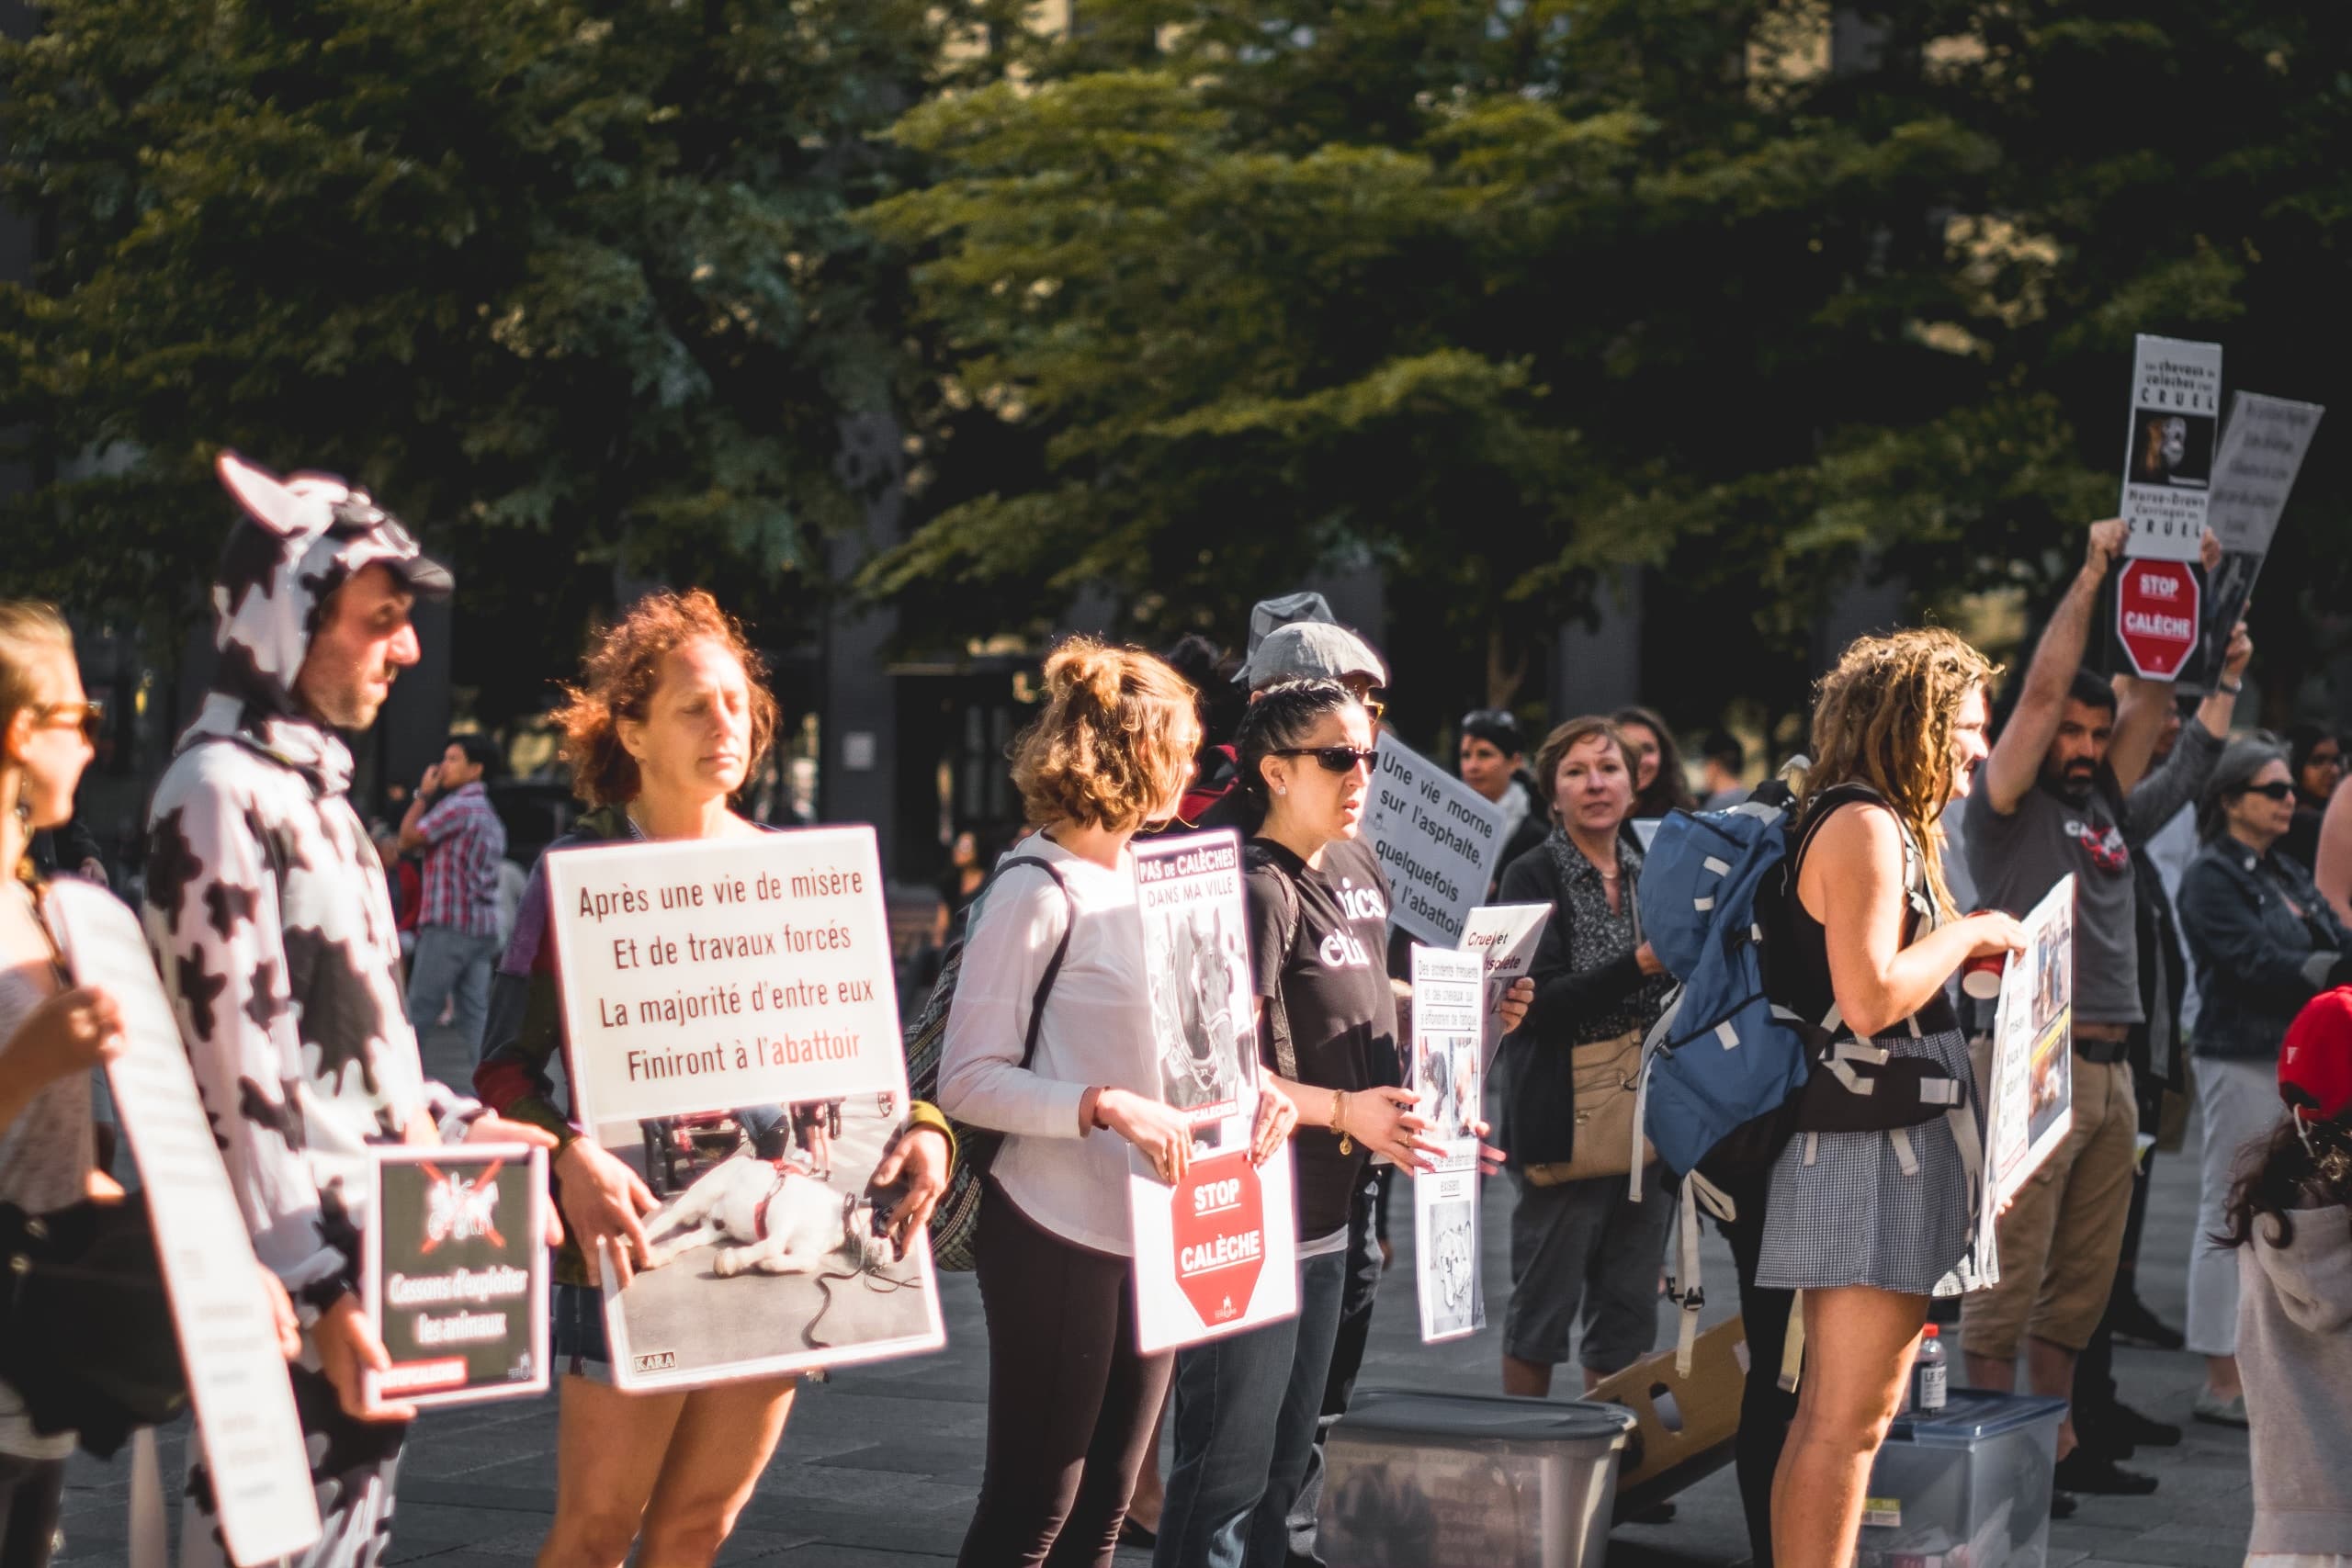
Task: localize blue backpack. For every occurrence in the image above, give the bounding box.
[1632,795,1815,1183]
[1633,782,1983,1376]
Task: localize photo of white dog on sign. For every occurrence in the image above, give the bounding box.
[600,1097,943,1389]
[642,1150,895,1278]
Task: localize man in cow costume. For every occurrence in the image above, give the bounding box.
[145,453,558,1568]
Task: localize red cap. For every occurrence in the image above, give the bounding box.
[2279,987,2352,1125]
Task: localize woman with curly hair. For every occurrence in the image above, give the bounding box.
[475,590,955,1567]
[940,637,1290,1568]
[1758,626,2026,1567]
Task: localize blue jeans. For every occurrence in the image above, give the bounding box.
[405,925,498,1051]
[1155,1249,1349,1568]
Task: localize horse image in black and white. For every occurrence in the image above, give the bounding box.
[1154,908,1249,1112]
[640,1154,893,1279]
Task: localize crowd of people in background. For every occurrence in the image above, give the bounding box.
[0,462,2348,1568]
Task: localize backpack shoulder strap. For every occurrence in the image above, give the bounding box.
[993,854,1076,1071]
[1791,782,1892,872]
[1244,843,1306,1080]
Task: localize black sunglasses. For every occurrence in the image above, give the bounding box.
[1272,745,1378,773]
[2238,781,2296,801]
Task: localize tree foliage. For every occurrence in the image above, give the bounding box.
[865,0,2352,725]
[0,0,967,719]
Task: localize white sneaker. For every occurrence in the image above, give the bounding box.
[2191,1387,2248,1427]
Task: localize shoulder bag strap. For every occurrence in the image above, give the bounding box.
[992,854,1076,1071]
[1253,852,1306,1082]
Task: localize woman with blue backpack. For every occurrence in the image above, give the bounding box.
[1759,628,2027,1567]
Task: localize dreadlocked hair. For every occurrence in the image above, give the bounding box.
[1802,626,1998,920]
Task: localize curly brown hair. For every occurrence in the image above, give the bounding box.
[1802,626,1998,918]
[1012,637,1200,832]
[551,590,778,808]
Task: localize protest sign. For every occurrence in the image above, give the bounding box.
[1457,903,1550,1070]
[1973,875,2075,1288]
[363,1145,548,1411]
[1127,830,1299,1354]
[544,829,905,1131]
[545,829,942,1391]
[1364,733,1506,946]
[1410,945,1485,1342]
[2119,334,2222,563]
[44,881,321,1567]
[2116,557,2200,681]
[1136,831,1255,1136]
[2182,392,2325,691]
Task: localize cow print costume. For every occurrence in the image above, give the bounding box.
[144,454,469,1568]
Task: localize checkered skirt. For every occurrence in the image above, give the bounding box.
[1753,1021,1978,1296]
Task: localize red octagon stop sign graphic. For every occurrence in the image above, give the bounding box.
[1170,1152,1268,1330]
[2117,558,2199,680]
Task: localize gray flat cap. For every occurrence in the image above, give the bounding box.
[1241,621,1389,691]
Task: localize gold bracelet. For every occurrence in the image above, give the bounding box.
[1329,1089,1351,1156]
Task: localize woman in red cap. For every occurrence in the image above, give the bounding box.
[2220,987,2352,1568]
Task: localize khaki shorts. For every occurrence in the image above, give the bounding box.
[1959,1055,2138,1360]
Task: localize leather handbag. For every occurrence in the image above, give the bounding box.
[1523,1029,1654,1185]
[0,1194,189,1458]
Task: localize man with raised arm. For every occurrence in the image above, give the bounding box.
[145,455,557,1568]
[1958,518,2228,1506]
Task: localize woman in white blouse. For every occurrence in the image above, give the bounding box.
[940,637,1295,1568]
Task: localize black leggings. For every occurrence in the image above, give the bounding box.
[960,1180,1173,1568]
[0,1453,62,1568]
[1719,1171,1799,1568]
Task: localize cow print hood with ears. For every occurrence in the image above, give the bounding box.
[194,450,453,795]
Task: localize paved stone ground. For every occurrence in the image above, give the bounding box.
[57,1031,2252,1566]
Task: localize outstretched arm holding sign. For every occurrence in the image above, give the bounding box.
[1981,522,2125,815]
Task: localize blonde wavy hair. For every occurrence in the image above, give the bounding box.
[1012,637,1200,832]
[1801,626,1998,918]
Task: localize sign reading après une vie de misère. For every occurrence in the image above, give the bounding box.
[1364,734,1506,947]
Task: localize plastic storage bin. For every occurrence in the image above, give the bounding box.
[1317,1389,1637,1568]
[1856,1390,2068,1568]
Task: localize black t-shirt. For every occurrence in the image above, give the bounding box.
[1246,835,1401,1239]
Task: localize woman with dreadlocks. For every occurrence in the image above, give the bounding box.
[1758,628,2027,1568]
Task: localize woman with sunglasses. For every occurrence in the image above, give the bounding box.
[2279,725,2342,873]
[2177,739,2352,1427]
[1154,679,1524,1568]
[0,605,298,1566]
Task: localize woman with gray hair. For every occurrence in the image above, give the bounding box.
[2176,738,2352,1427]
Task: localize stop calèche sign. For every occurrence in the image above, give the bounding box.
[1170,1152,1269,1331]
[2117,558,2199,680]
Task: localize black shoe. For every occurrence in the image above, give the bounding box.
[2053,1451,2160,1496]
[1118,1517,1157,1549]
[2110,1295,2187,1350]
[2050,1490,2079,1520]
[2106,1401,2184,1449]
[1626,1500,1677,1525]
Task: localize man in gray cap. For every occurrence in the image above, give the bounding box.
[1235,590,1337,675]
[1238,620,1390,701]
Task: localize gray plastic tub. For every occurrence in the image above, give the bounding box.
[1317,1389,1638,1568]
